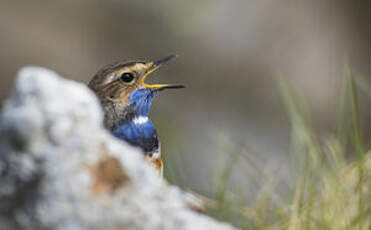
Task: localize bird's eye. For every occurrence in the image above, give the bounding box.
[120,72,134,83]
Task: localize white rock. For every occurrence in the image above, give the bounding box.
[0,67,237,230]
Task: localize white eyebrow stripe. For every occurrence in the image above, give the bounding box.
[133,116,149,125]
[101,73,116,85]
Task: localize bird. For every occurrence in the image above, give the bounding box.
[88,55,184,175]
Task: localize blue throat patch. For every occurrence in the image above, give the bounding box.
[112,88,159,154]
[128,87,158,116]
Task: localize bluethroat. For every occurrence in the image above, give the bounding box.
[88,55,184,175]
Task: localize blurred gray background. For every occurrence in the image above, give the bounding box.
[1,0,370,195]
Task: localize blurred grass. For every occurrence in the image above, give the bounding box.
[206,70,371,229]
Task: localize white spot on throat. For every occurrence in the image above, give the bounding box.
[133,116,149,125]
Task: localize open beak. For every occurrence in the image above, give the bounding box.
[140,55,185,91]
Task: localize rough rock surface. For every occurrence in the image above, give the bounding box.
[0,67,237,230]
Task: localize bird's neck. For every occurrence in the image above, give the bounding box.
[108,89,160,154]
[103,89,158,131]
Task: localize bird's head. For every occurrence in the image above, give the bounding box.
[89,55,184,128]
